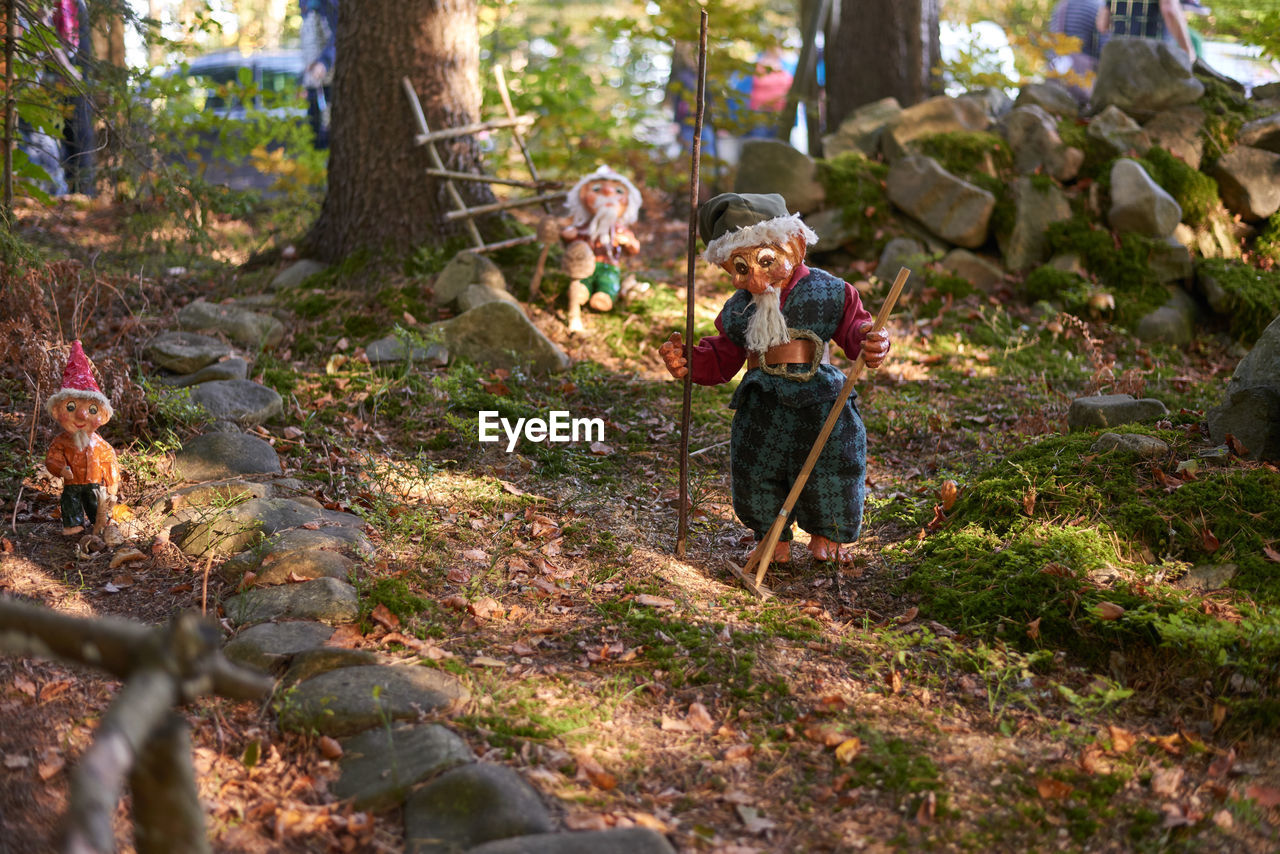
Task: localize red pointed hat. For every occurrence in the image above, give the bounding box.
[46,340,113,418]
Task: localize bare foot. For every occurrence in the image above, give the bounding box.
[588,291,613,312]
[809,535,842,562]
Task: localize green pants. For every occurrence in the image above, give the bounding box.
[729,389,866,544]
[584,262,622,300]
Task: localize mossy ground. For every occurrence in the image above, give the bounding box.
[5,188,1280,853]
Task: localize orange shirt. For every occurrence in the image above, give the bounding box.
[45,432,119,492]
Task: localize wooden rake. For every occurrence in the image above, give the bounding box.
[725,267,910,598]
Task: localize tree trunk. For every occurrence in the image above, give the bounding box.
[825,0,940,129]
[305,0,496,262]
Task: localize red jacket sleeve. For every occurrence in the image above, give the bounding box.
[689,309,747,386]
[831,282,874,361]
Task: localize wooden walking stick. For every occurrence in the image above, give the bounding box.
[675,10,709,559]
[733,266,910,595]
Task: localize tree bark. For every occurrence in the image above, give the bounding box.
[825,0,940,129]
[305,0,496,262]
[130,715,210,854]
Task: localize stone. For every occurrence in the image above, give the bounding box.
[457,282,520,314]
[334,724,473,812]
[253,549,354,586]
[1148,238,1193,284]
[1240,113,1280,154]
[178,299,285,349]
[1175,563,1238,592]
[805,208,859,254]
[1090,38,1204,119]
[1254,82,1280,101]
[821,97,901,158]
[156,357,249,388]
[188,380,283,426]
[1013,81,1079,118]
[1107,159,1181,238]
[1087,105,1151,157]
[465,829,678,854]
[1144,106,1206,169]
[1224,313,1280,396]
[1090,432,1170,458]
[958,87,1015,121]
[885,156,995,249]
[173,432,281,481]
[1135,288,1196,346]
[940,249,1006,292]
[732,140,825,214]
[999,105,1083,182]
[222,621,336,674]
[220,525,376,587]
[434,252,508,307]
[432,301,570,374]
[1207,386,1280,462]
[278,664,469,737]
[146,331,234,374]
[403,764,553,853]
[171,497,364,558]
[223,577,360,627]
[880,96,990,163]
[1067,394,1170,431]
[1000,177,1072,272]
[365,335,449,367]
[281,647,380,687]
[163,479,275,514]
[271,259,328,290]
[876,237,927,280]
[1209,145,1280,221]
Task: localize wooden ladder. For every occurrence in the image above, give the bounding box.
[400,67,565,253]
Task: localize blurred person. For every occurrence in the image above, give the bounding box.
[1097,0,1194,60]
[743,45,793,139]
[300,0,337,149]
[1051,0,1107,103]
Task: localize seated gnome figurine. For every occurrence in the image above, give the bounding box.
[659,193,890,563]
[44,340,120,537]
[560,166,642,333]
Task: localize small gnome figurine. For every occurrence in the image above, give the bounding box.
[560,166,642,333]
[44,340,120,536]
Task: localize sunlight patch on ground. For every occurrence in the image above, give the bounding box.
[0,554,99,618]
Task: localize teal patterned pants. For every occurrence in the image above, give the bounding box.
[729,388,866,544]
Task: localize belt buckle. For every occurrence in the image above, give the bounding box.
[760,328,824,382]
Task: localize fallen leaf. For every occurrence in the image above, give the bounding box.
[1150,766,1184,798]
[1207,749,1235,779]
[734,805,777,835]
[1094,601,1125,620]
[1246,783,1280,809]
[564,812,611,831]
[687,702,715,733]
[1161,803,1193,828]
[109,548,146,569]
[469,597,505,620]
[3,754,31,769]
[1109,726,1137,753]
[1264,545,1280,564]
[804,724,846,747]
[1200,527,1220,553]
[109,572,134,588]
[325,624,366,648]
[370,604,400,631]
[835,738,861,764]
[589,441,613,456]
[40,679,72,701]
[511,641,536,656]
[471,655,507,668]
[1212,809,1233,830]
[462,549,488,563]
[318,737,343,760]
[894,606,919,624]
[13,675,36,697]
[37,755,65,781]
[575,754,617,790]
[1026,617,1042,640]
[446,567,470,583]
[1036,777,1073,800]
[724,744,754,762]
[939,479,958,511]
[1022,487,1037,515]
[636,594,675,608]
[661,715,692,733]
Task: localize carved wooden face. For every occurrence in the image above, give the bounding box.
[720,236,805,295]
[579,179,630,216]
[54,396,110,435]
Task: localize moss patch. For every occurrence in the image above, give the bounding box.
[1137,146,1220,228]
[1196,259,1280,344]
[1044,219,1171,326]
[816,152,892,252]
[916,131,1012,180]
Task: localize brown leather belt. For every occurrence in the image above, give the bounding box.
[747,339,828,369]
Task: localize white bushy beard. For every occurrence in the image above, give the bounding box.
[69,429,91,451]
[745,286,790,354]
[586,200,623,246]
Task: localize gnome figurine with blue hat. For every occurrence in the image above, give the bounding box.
[659,193,890,564]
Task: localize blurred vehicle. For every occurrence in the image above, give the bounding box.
[175,47,308,120]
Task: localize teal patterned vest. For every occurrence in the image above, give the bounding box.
[722,267,853,410]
